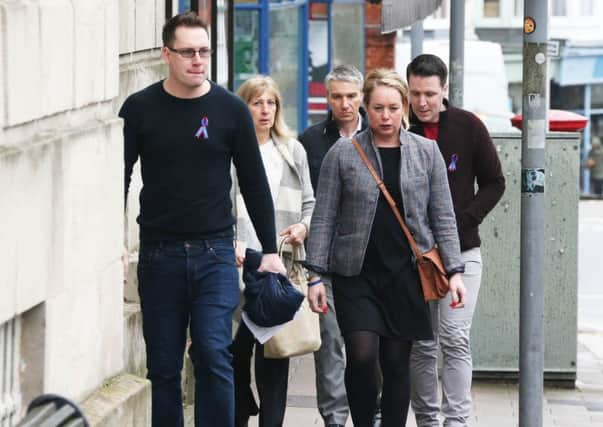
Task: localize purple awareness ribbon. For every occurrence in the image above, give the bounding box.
[195,116,209,139]
[448,153,459,172]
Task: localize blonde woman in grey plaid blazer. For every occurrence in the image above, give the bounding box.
[230,75,315,427]
[305,69,467,427]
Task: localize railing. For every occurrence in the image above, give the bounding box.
[16,395,88,427]
[0,318,19,427]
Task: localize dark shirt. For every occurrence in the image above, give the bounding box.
[120,81,277,252]
[299,108,369,191]
[409,100,506,251]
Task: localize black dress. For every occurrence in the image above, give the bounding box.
[333,146,432,341]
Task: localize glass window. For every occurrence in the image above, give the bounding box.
[308,4,329,125]
[483,0,500,17]
[269,6,300,131]
[234,9,260,90]
[179,0,192,13]
[332,3,364,72]
[551,0,566,16]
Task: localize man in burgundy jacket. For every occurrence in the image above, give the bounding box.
[406,54,505,427]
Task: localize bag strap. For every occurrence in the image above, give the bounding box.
[350,138,423,261]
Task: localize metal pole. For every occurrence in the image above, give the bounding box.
[519,0,548,425]
[227,0,234,91]
[210,0,218,82]
[449,0,464,107]
[582,84,592,194]
[410,20,423,59]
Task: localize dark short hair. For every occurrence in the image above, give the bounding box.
[162,11,209,47]
[406,54,448,87]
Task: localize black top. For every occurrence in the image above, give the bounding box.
[120,81,277,252]
[409,99,505,251]
[333,147,431,340]
[299,108,369,191]
[362,147,413,279]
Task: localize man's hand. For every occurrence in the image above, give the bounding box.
[307,281,327,314]
[235,241,246,267]
[448,273,467,309]
[279,223,307,246]
[258,253,287,275]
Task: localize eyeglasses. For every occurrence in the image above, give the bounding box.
[167,46,213,59]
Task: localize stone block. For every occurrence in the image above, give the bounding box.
[105,0,119,99]
[119,0,135,54]
[41,118,124,397]
[44,257,122,397]
[182,351,195,406]
[135,0,156,51]
[0,141,55,323]
[0,5,5,130]
[124,252,140,303]
[73,1,107,107]
[2,1,42,126]
[39,0,74,117]
[123,303,146,378]
[155,0,166,47]
[80,373,151,427]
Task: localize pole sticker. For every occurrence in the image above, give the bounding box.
[524,17,536,34]
[522,168,545,193]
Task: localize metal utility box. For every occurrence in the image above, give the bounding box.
[472,132,579,383]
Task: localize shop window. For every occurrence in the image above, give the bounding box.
[234,9,260,90]
[308,3,330,124]
[269,6,301,131]
[179,0,192,12]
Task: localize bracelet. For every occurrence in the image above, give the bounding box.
[307,278,323,287]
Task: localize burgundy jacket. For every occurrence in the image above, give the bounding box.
[409,101,505,251]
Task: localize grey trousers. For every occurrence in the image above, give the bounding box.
[410,248,483,427]
[313,278,349,426]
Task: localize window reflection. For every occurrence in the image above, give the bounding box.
[269,6,300,131]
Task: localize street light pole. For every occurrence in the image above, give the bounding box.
[410,20,424,59]
[449,0,465,107]
[519,0,548,425]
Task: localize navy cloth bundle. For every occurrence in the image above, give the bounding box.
[242,248,304,327]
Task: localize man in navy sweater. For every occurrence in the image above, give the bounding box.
[406,54,505,427]
[120,12,285,427]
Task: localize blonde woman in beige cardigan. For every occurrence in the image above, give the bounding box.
[231,75,315,427]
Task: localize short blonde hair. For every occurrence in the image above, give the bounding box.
[236,75,291,139]
[363,68,409,129]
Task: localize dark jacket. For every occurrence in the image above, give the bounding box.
[409,100,505,251]
[299,108,369,191]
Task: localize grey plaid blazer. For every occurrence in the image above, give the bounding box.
[305,128,462,276]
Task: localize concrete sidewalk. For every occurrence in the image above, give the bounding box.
[244,331,603,427]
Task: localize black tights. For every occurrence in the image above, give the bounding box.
[343,331,412,427]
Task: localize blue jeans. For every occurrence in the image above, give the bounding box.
[138,238,239,427]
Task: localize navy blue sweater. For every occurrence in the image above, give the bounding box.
[120,81,277,253]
